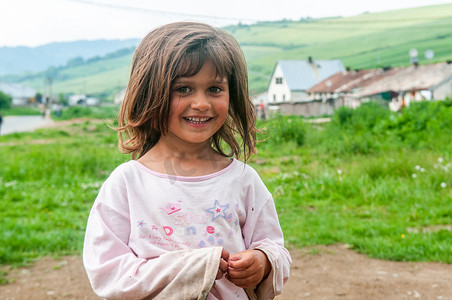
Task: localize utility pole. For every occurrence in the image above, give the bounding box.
[45,76,53,118]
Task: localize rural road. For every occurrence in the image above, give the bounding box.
[0,115,54,135]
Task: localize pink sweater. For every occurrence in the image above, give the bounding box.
[83,159,291,299]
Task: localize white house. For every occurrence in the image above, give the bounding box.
[68,94,87,106]
[68,94,100,106]
[267,57,345,104]
[86,97,100,106]
[0,83,36,106]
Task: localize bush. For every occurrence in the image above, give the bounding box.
[383,101,452,148]
[331,102,391,133]
[312,100,452,156]
[0,91,12,110]
[259,115,307,146]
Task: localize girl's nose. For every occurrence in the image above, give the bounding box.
[191,93,211,110]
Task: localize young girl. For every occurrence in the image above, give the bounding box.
[83,22,291,300]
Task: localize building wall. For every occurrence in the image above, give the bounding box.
[268,64,291,103]
[12,97,30,106]
[342,96,362,109]
[433,78,452,100]
[279,101,336,117]
[291,91,308,102]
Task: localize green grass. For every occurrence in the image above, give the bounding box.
[252,101,452,262]
[51,105,120,120]
[0,101,451,284]
[0,121,127,267]
[1,107,41,116]
[256,150,451,262]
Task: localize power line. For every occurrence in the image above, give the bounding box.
[63,0,257,23]
[308,16,452,24]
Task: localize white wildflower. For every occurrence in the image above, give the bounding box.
[415,165,421,170]
[337,169,343,175]
[81,182,102,190]
[440,182,447,188]
[420,168,425,173]
[438,157,444,163]
[5,180,18,187]
[281,173,289,180]
[412,173,417,178]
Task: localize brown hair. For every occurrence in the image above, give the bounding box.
[117,22,256,161]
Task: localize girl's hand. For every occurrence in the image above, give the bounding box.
[216,248,230,280]
[226,249,271,288]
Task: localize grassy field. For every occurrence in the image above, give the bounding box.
[0,101,451,284]
[5,4,452,98]
[0,107,42,116]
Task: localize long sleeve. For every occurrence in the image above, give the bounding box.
[242,195,292,299]
[83,201,222,300]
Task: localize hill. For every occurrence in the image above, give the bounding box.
[3,47,135,98]
[0,39,140,75]
[2,3,452,99]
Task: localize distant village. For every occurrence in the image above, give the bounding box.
[258,57,452,117]
[1,57,452,118]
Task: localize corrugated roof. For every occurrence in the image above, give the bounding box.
[307,69,381,93]
[278,59,345,90]
[352,62,452,98]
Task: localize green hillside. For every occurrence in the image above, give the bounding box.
[5,3,452,99]
[4,48,134,98]
[234,4,452,92]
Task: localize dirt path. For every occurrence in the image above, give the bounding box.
[1,244,451,300]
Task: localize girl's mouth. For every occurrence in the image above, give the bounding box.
[184,117,212,124]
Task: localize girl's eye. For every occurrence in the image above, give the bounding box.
[175,86,191,93]
[209,87,222,93]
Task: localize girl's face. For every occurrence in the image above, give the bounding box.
[164,60,229,148]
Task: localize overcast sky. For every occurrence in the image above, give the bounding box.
[0,0,451,47]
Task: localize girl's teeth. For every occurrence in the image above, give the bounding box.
[186,117,210,123]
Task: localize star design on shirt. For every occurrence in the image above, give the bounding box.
[205,200,230,221]
[137,220,146,227]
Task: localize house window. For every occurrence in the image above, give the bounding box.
[283,94,286,101]
[275,77,283,84]
[273,94,276,101]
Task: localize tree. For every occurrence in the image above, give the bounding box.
[35,92,43,103]
[0,91,12,109]
[66,56,85,67]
